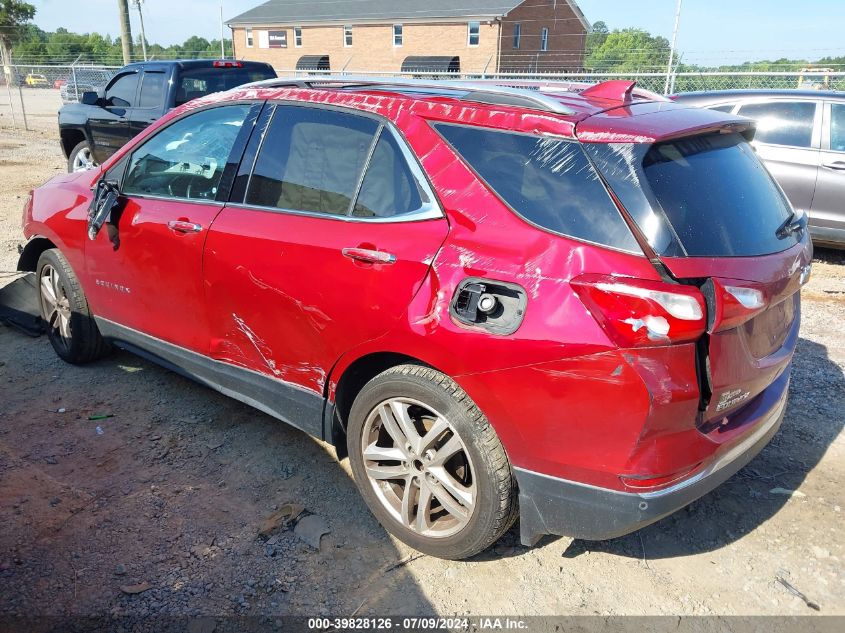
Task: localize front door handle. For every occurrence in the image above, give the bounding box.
[168,220,203,234]
[822,161,845,171]
[342,247,396,264]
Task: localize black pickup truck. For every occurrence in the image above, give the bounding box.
[59,59,276,172]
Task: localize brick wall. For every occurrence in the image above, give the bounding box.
[498,0,587,72]
[232,21,501,74]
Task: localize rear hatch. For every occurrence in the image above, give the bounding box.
[578,104,813,428]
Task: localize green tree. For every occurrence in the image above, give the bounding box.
[584,27,671,73]
[586,20,609,54]
[0,0,36,69]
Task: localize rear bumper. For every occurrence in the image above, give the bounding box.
[515,381,788,545]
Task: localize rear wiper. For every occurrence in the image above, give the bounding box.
[776,208,807,239]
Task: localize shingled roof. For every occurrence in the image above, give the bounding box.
[227,0,589,29]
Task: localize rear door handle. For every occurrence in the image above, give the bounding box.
[342,247,396,264]
[822,161,845,170]
[168,220,203,234]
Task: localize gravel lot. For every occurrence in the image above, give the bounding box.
[0,113,843,622]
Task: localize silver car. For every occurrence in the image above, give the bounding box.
[673,89,845,248]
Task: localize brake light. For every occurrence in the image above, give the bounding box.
[213,61,243,68]
[571,274,706,347]
[708,279,768,333]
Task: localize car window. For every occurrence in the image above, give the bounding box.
[830,103,845,152]
[175,66,275,106]
[138,71,166,109]
[246,106,379,216]
[737,101,816,148]
[123,105,251,201]
[585,133,798,258]
[105,73,139,108]
[435,124,640,252]
[709,103,736,113]
[352,129,431,219]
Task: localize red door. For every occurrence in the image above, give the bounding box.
[84,103,256,352]
[202,104,449,396]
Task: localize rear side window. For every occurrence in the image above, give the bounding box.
[435,124,640,252]
[175,66,275,106]
[830,103,845,152]
[246,106,379,216]
[138,72,166,109]
[737,101,817,148]
[586,133,798,257]
[353,129,430,218]
[708,103,736,113]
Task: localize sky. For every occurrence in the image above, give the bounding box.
[26,0,845,65]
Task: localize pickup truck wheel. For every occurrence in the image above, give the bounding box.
[347,365,518,560]
[68,140,96,173]
[37,249,110,364]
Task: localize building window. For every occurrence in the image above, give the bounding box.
[393,24,403,47]
[540,27,549,51]
[513,23,521,49]
[467,21,480,47]
[294,26,302,47]
[344,25,353,47]
[245,28,253,48]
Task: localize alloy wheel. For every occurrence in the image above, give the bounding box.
[39,264,72,353]
[72,146,95,172]
[361,397,477,539]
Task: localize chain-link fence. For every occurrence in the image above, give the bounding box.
[2,64,842,133]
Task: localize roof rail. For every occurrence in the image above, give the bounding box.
[239,75,579,115]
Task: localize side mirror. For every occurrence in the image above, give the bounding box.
[87,180,121,240]
[81,91,99,106]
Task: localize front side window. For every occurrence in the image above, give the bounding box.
[435,123,640,252]
[513,23,521,49]
[737,101,817,148]
[393,24,403,47]
[123,105,251,201]
[830,103,845,152]
[246,106,379,216]
[246,28,254,48]
[294,26,302,47]
[468,22,480,47]
[344,25,353,47]
[105,72,139,108]
[138,71,166,109]
[540,27,549,52]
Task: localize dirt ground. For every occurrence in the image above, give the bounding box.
[0,110,843,623]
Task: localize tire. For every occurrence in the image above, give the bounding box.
[37,249,110,364]
[347,364,518,560]
[67,140,96,173]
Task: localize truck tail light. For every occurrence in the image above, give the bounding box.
[708,279,768,333]
[571,274,706,347]
[213,61,243,68]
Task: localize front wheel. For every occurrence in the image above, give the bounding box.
[347,365,517,560]
[67,140,97,173]
[37,249,110,364]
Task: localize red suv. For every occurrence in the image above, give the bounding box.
[18,77,812,560]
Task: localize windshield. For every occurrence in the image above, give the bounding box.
[584,133,799,257]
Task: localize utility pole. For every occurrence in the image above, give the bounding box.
[664,0,683,95]
[220,1,226,58]
[132,0,148,61]
[117,0,134,64]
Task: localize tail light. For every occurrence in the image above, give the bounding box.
[213,61,243,68]
[571,274,706,347]
[708,279,768,333]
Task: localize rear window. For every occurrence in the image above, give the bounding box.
[585,133,799,257]
[435,124,640,252]
[175,66,275,106]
